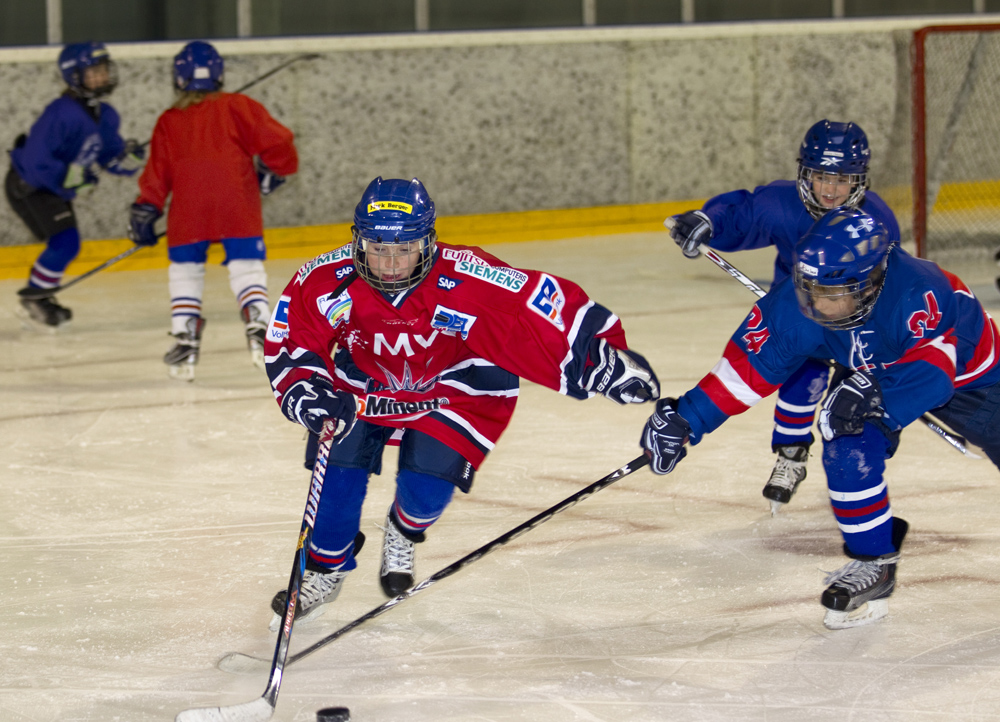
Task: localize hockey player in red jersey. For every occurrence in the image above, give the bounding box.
[263,176,659,625]
[128,40,298,380]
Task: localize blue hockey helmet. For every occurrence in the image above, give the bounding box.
[58,42,117,99]
[173,41,224,92]
[793,207,892,330]
[797,120,871,219]
[352,177,437,293]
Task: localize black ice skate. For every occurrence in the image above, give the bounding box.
[241,305,267,371]
[821,518,908,630]
[17,289,72,330]
[763,444,808,515]
[164,316,205,381]
[269,567,349,631]
[380,510,423,597]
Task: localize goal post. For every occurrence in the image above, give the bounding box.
[912,23,1000,260]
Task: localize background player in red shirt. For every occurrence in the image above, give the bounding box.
[262,176,659,626]
[128,41,298,380]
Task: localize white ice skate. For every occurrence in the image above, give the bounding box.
[763,445,808,515]
[164,317,204,382]
[269,568,349,631]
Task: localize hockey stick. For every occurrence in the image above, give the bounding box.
[17,239,162,301]
[663,218,981,459]
[217,454,650,676]
[175,418,339,722]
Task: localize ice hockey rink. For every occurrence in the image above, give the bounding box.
[2,234,1000,722]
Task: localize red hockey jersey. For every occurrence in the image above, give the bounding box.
[136,92,298,248]
[264,242,629,467]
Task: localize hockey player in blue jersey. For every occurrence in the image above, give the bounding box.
[4,42,142,328]
[642,207,1000,629]
[666,120,900,513]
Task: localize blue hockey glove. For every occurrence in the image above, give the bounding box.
[128,202,162,246]
[105,139,146,176]
[667,210,713,259]
[819,370,884,441]
[256,158,286,196]
[582,339,659,404]
[641,398,691,475]
[63,163,99,192]
[281,374,358,441]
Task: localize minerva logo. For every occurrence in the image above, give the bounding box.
[358,395,449,417]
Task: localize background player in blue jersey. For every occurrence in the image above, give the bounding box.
[5,42,142,329]
[642,207,1000,629]
[666,120,900,513]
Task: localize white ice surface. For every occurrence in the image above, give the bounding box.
[1,235,1000,722]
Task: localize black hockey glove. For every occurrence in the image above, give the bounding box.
[667,210,713,259]
[128,202,162,247]
[281,374,358,441]
[819,370,884,441]
[582,339,659,404]
[641,398,691,475]
[256,158,286,196]
[105,139,145,176]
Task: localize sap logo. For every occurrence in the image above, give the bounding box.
[336,266,355,280]
[266,296,290,343]
[527,274,565,329]
[374,331,439,357]
[437,275,462,291]
[431,305,477,339]
[317,289,352,329]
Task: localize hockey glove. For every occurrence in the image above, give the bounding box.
[582,339,659,404]
[281,374,358,441]
[63,163,99,193]
[128,202,162,247]
[641,398,691,475]
[667,210,713,259]
[105,139,146,176]
[256,158,286,196]
[819,370,884,441]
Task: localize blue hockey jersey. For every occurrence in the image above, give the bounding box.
[677,247,1000,442]
[702,180,900,284]
[10,95,127,200]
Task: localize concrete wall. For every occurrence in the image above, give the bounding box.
[0,15,996,247]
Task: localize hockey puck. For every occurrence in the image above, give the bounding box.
[317,707,351,722]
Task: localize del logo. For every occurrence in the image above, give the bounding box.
[266,296,290,343]
[317,289,352,329]
[358,394,448,417]
[528,274,565,329]
[431,305,477,339]
[437,275,462,291]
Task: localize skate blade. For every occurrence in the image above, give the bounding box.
[823,599,889,629]
[769,499,786,516]
[168,362,196,381]
[15,305,64,334]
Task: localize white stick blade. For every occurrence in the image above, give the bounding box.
[175,696,274,722]
[217,652,270,675]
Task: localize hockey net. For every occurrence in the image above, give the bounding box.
[913,23,1000,261]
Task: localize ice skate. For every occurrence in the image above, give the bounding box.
[821,519,908,630]
[763,444,808,515]
[269,567,348,631]
[16,290,72,330]
[164,317,205,381]
[380,511,423,597]
[241,304,268,371]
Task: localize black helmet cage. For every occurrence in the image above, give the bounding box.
[351,226,437,294]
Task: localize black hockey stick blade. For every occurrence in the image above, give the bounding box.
[18,241,156,300]
[177,420,339,722]
[219,454,651,674]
